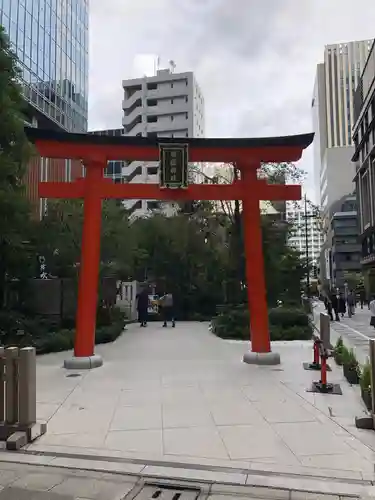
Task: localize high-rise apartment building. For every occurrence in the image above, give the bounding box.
[352,40,375,294]
[121,68,205,218]
[286,206,322,264]
[0,0,89,217]
[312,40,373,210]
[89,128,126,183]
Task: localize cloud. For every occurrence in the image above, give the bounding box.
[88,0,375,200]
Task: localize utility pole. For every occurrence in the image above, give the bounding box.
[304,194,310,295]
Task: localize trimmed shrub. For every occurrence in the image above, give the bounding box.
[211,305,312,341]
[334,336,344,365]
[0,307,127,354]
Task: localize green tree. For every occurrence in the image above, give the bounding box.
[129,212,229,318]
[0,26,34,308]
[34,199,136,279]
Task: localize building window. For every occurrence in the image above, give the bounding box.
[185,96,188,103]
[171,83,174,88]
[170,115,174,121]
[147,115,157,123]
[361,169,371,228]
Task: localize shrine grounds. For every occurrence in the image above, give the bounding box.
[22,319,375,483]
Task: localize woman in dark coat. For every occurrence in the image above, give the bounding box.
[338,292,346,318]
[136,288,149,327]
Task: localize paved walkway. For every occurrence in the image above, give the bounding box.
[0,453,369,499]
[23,320,375,484]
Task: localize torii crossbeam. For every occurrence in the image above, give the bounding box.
[26,128,313,369]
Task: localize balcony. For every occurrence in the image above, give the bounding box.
[332,243,361,254]
[146,87,189,100]
[122,108,143,127]
[332,260,361,271]
[122,89,143,109]
[146,103,189,117]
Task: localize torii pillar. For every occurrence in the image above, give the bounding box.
[26,127,314,369]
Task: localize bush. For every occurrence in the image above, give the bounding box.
[0,307,127,354]
[211,305,312,341]
[360,359,371,392]
[342,347,358,370]
[334,337,344,365]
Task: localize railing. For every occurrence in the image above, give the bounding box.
[0,346,46,449]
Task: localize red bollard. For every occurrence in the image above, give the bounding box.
[320,353,327,386]
[304,336,321,370]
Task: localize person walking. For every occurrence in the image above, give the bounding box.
[360,290,366,309]
[346,290,355,318]
[370,296,375,329]
[324,294,333,321]
[159,291,175,328]
[338,292,346,318]
[136,287,149,327]
[330,292,340,321]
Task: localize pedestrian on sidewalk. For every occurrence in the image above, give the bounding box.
[136,287,149,327]
[159,291,175,328]
[324,294,333,321]
[360,290,366,309]
[330,292,340,321]
[338,292,346,318]
[346,290,356,318]
[370,296,375,329]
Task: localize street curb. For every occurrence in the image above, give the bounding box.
[0,450,372,498]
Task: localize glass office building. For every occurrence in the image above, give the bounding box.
[0,0,88,132]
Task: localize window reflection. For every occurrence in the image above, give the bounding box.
[0,0,88,132]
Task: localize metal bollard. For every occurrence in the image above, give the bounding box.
[5,347,19,425]
[18,347,36,426]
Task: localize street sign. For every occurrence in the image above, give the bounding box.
[159,143,188,189]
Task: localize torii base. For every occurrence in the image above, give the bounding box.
[243,351,281,366]
[64,354,103,370]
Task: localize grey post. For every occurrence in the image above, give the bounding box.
[18,347,36,426]
[319,312,331,350]
[5,347,19,425]
[0,347,5,422]
[369,339,375,417]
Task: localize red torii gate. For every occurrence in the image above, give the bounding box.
[26,128,313,369]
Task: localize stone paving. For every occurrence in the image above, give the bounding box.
[23,320,375,484]
[0,454,369,499]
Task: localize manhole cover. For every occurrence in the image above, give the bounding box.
[66,373,81,378]
[131,484,200,500]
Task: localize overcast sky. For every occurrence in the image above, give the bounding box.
[88,0,375,201]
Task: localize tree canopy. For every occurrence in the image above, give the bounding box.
[0,26,35,308]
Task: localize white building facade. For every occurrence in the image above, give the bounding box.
[287,206,323,264]
[121,69,205,218]
[312,39,373,211]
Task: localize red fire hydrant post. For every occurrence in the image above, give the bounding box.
[304,336,321,371]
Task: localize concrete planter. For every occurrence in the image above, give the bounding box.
[343,364,360,385]
[361,387,372,411]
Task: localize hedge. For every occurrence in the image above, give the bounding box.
[211,304,312,341]
[0,306,127,354]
